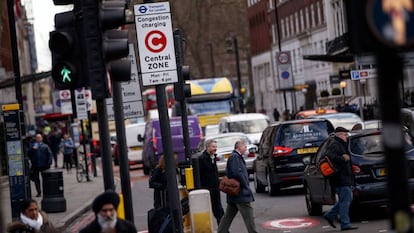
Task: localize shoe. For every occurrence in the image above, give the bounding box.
[324,216,336,228]
[35,193,41,197]
[341,226,358,231]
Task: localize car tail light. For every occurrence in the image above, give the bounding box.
[272,146,293,156]
[92,139,97,147]
[247,151,255,157]
[215,157,220,161]
[352,165,362,174]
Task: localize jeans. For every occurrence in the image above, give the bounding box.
[324,186,353,229]
[217,202,257,233]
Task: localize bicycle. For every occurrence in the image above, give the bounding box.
[76,151,95,183]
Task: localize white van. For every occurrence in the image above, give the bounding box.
[114,122,146,169]
[218,113,270,145]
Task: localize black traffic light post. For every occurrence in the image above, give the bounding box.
[346,1,414,232]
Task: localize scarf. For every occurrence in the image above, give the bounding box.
[20,212,43,230]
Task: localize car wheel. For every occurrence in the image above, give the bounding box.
[305,185,322,216]
[254,172,265,193]
[267,172,278,196]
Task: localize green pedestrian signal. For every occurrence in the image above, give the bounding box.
[61,66,72,83]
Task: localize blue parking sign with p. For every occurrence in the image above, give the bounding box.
[351,71,360,80]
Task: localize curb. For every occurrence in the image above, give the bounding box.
[55,197,94,232]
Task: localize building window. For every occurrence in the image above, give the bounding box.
[300,9,304,32]
[295,12,299,34]
[281,18,285,38]
[316,1,321,25]
[311,4,315,28]
[305,7,309,29]
[290,14,294,37]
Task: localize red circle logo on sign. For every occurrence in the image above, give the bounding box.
[145,30,167,53]
[263,218,319,229]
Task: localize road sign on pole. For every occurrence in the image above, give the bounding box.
[134,2,177,86]
[350,68,377,80]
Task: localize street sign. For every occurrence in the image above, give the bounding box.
[350,68,377,80]
[275,51,294,89]
[134,2,178,86]
[75,88,87,120]
[59,90,72,114]
[106,43,144,120]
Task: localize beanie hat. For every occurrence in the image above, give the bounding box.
[334,126,349,133]
[92,190,119,214]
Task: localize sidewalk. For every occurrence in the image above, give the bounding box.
[1,165,106,231]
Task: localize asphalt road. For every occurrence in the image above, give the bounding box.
[67,166,393,233]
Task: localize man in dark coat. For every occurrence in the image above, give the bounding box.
[28,134,53,197]
[198,139,224,224]
[79,190,137,233]
[323,127,358,231]
[217,139,257,233]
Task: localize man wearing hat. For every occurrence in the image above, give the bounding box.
[79,190,137,233]
[323,127,358,231]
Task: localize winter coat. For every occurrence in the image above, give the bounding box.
[326,136,355,187]
[225,150,254,204]
[198,150,220,189]
[6,211,58,233]
[60,138,74,155]
[28,142,52,169]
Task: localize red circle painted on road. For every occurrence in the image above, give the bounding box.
[145,30,167,53]
[263,217,319,229]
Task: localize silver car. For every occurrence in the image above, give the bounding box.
[194,132,258,175]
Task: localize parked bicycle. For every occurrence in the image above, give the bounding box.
[76,151,95,183]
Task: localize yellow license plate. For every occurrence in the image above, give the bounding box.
[297,147,318,154]
[130,146,142,151]
[376,168,387,177]
[224,153,231,159]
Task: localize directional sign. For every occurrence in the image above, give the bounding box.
[134,2,177,86]
[106,44,144,120]
[75,88,87,120]
[350,68,377,80]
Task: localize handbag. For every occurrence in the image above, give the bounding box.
[318,155,338,177]
[219,176,240,196]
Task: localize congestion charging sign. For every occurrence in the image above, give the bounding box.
[134,2,178,86]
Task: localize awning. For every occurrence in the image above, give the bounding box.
[303,53,354,63]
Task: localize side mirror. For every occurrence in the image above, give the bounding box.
[137,134,144,142]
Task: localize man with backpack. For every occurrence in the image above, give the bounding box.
[323,127,358,231]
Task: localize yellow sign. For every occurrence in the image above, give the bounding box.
[2,103,20,111]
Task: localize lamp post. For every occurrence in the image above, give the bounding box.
[340,81,347,104]
[226,36,244,113]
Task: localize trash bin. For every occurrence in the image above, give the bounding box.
[189,189,214,233]
[41,170,66,213]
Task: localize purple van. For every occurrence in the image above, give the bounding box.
[141,115,203,172]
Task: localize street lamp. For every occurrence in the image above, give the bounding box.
[226,36,244,113]
[340,81,347,104]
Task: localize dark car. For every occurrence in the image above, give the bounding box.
[253,118,335,196]
[303,129,414,216]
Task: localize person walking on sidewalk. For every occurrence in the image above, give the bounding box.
[149,155,168,208]
[217,139,257,233]
[6,199,58,233]
[323,127,358,231]
[60,133,75,174]
[28,134,53,197]
[79,190,137,233]
[198,139,224,225]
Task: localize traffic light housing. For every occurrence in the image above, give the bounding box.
[174,65,191,101]
[49,1,82,90]
[81,0,131,100]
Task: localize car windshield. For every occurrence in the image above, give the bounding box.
[277,122,330,148]
[187,100,231,115]
[350,134,383,156]
[214,135,250,148]
[228,119,268,133]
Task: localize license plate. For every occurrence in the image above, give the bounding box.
[130,146,142,151]
[224,153,231,159]
[297,147,318,154]
[375,168,387,177]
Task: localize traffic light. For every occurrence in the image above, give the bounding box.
[174,65,191,101]
[81,0,131,100]
[49,0,82,90]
